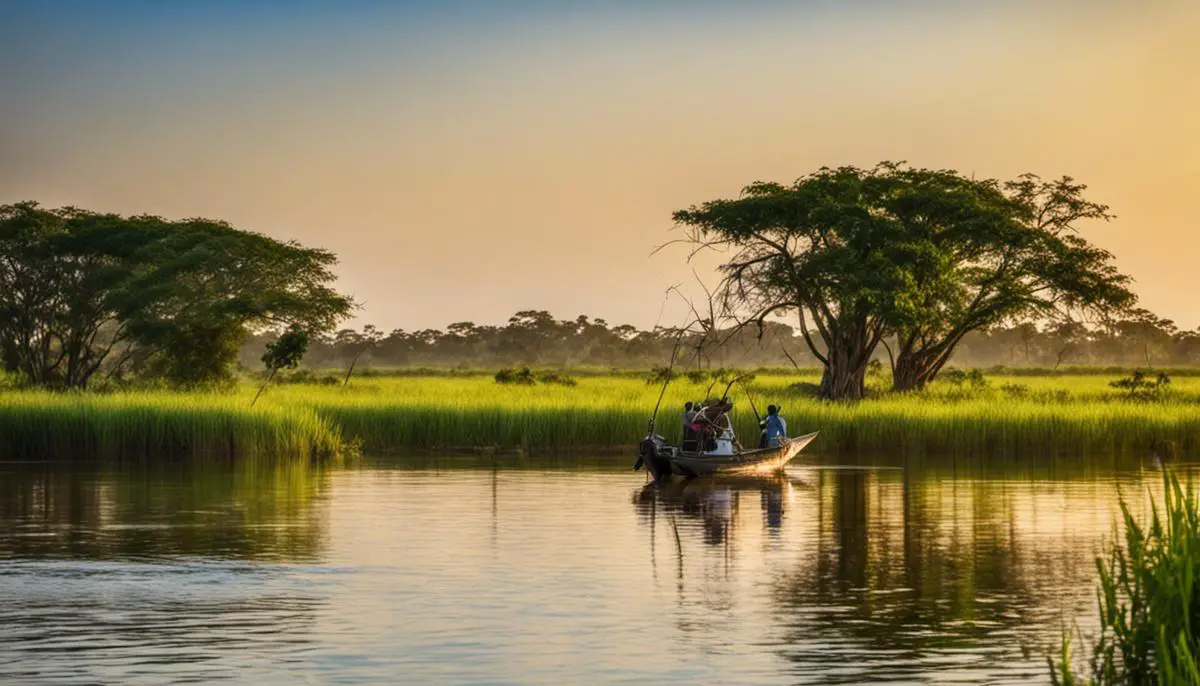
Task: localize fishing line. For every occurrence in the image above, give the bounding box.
[651,284,676,332]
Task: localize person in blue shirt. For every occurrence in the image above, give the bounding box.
[758,405,787,449]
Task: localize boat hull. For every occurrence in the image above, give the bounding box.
[638,431,819,480]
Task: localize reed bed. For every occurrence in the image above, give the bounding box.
[0,391,344,460]
[2,372,1198,459]
[269,374,1200,456]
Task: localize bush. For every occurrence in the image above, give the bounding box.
[494,368,577,387]
[495,367,538,385]
[536,371,578,387]
[279,369,341,386]
[938,368,988,393]
[786,381,822,398]
[645,366,671,386]
[999,383,1031,399]
[1110,370,1172,401]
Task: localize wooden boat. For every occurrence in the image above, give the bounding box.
[635,430,819,481]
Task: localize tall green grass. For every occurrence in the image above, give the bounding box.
[270,373,1200,456]
[1051,472,1200,685]
[2,372,1199,459]
[0,391,344,460]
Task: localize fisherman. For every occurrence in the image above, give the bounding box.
[694,399,735,453]
[690,401,715,451]
[682,401,698,451]
[760,405,787,448]
[712,400,733,432]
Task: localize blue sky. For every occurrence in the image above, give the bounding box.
[2,1,1196,330]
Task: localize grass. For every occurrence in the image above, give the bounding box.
[2,370,1199,459]
[1051,471,1200,685]
[0,390,345,461]
[267,371,1200,456]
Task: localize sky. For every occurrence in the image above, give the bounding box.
[2,1,1197,332]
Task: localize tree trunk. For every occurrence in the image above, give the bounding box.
[891,351,936,392]
[892,343,957,392]
[250,368,278,407]
[890,325,973,392]
[818,340,870,400]
[343,351,363,387]
[1,340,19,374]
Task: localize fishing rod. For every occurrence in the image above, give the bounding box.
[737,377,762,426]
[719,373,754,405]
[648,328,688,435]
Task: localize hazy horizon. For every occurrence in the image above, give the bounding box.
[3,1,1197,331]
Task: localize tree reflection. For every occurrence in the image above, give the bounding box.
[633,463,1129,680]
[775,467,1107,680]
[0,459,331,562]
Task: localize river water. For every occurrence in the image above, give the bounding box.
[0,454,1178,684]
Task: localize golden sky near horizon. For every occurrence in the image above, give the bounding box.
[2,1,1197,330]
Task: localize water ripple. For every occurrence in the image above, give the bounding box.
[0,461,1174,684]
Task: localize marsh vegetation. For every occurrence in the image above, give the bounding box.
[5,369,1196,460]
[1052,472,1200,684]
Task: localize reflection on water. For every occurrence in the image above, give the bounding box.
[0,461,332,684]
[0,461,329,562]
[635,470,1108,682]
[0,455,1179,684]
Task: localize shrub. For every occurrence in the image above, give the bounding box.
[536,371,578,387]
[495,367,538,385]
[935,369,989,400]
[1110,370,1172,401]
[786,381,822,398]
[494,368,577,387]
[645,366,671,386]
[999,383,1031,399]
[279,369,341,385]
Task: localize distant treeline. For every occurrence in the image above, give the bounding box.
[240,308,1200,373]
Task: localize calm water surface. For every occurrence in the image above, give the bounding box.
[0,454,1179,684]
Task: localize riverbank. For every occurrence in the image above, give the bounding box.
[3,372,1196,460]
[0,391,345,461]
[282,373,1200,457]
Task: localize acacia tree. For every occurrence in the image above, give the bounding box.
[674,165,910,400]
[0,203,74,383]
[885,172,1135,390]
[0,202,354,389]
[675,164,1136,398]
[0,204,155,387]
[117,216,354,388]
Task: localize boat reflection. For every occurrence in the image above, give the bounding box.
[633,475,803,546]
[629,464,1149,681]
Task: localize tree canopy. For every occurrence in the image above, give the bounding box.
[0,202,354,389]
[673,163,1136,399]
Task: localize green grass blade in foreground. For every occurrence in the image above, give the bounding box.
[1051,471,1200,684]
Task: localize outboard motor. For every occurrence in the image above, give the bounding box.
[633,419,673,481]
